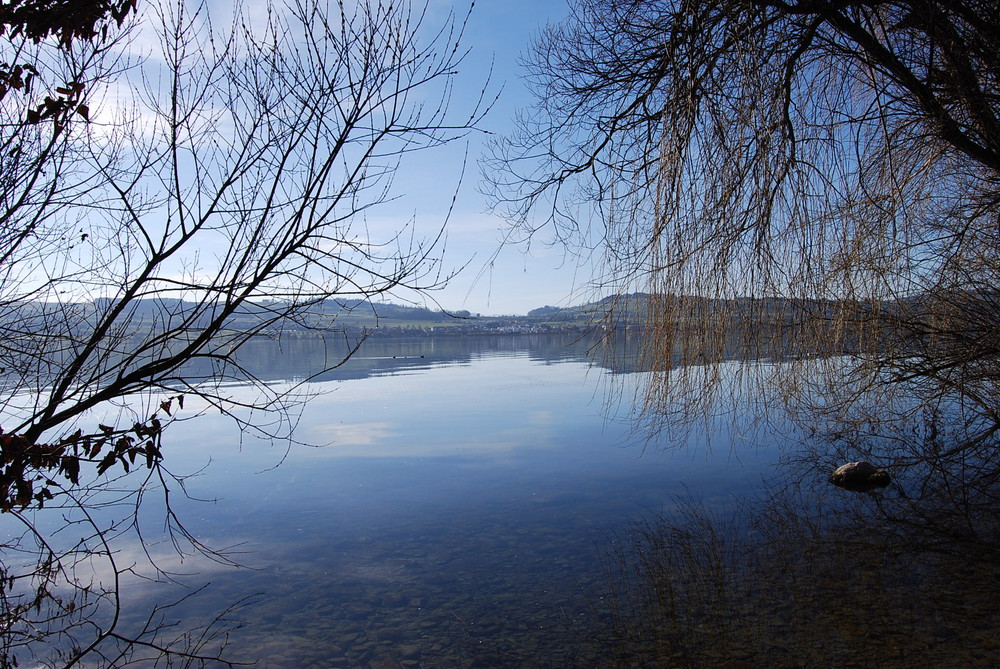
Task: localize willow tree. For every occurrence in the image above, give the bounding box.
[0,0,486,664]
[489,0,1000,557]
[489,4,1000,663]
[491,0,998,449]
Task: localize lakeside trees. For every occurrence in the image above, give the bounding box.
[0,0,486,664]
[489,0,1000,469]
[490,2,1000,662]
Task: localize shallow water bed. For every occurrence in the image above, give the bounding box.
[119,340,775,667]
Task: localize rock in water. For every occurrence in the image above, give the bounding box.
[829,461,891,492]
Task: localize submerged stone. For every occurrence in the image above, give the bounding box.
[829,461,891,492]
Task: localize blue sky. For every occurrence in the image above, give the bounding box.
[111,0,591,317]
[385,1,602,316]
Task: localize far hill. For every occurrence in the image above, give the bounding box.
[4,293,883,339]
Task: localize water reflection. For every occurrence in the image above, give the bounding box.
[603,412,1000,668]
[117,337,775,667]
[25,333,977,667]
[187,332,618,384]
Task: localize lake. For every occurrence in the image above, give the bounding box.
[8,333,999,667]
[96,334,777,667]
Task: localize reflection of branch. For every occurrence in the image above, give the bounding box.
[1,460,254,667]
[102,586,258,668]
[606,464,1000,666]
[62,484,123,668]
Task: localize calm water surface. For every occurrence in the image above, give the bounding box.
[116,336,778,667]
